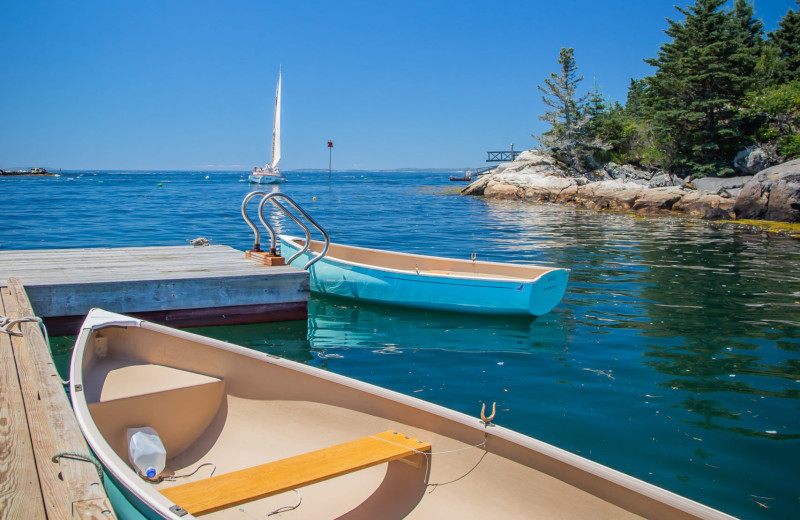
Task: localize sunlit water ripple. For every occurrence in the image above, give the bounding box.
[2,170,798,519]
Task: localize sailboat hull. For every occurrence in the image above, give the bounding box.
[248,173,286,184]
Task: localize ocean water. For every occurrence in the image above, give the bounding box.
[2,170,799,519]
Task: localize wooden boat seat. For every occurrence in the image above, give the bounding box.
[160,430,431,516]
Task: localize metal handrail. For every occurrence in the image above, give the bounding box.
[260,198,311,265]
[241,191,272,253]
[242,192,330,270]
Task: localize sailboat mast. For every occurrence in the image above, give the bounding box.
[271,68,282,169]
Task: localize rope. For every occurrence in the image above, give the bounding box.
[51,451,104,484]
[0,314,67,386]
[0,315,42,337]
[152,462,216,482]
[266,489,302,516]
[368,432,489,487]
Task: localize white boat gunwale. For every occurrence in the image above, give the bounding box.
[69,309,734,520]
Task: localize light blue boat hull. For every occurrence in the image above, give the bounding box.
[280,236,569,316]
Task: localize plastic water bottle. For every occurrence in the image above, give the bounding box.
[127,427,166,480]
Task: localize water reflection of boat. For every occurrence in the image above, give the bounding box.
[307,296,568,354]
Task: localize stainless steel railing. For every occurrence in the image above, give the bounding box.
[241,191,330,269]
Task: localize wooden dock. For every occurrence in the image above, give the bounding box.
[0,245,309,336]
[1,278,116,519]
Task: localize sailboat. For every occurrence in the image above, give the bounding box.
[249,68,287,184]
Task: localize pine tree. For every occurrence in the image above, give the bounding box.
[644,0,764,176]
[534,47,593,170]
[770,0,800,80]
[624,78,649,119]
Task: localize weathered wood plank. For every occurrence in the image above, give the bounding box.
[0,245,301,286]
[0,287,47,519]
[161,430,430,516]
[6,279,116,520]
[0,246,308,331]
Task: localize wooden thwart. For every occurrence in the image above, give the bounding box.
[160,430,431,516]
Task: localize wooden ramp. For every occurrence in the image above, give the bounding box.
[0,278,116,519]
[0,245,309,335]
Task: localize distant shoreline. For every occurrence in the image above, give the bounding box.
[1,168,57,177]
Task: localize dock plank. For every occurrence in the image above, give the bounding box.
[6,279,115,519]
[0,287,47,519]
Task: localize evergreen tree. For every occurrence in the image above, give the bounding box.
[769,1,800,80]
[624,78,649,119]
[534,47,593,170]
[585,81,607,121]
[644,0,764,176]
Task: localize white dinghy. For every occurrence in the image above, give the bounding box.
[70,309,734,519]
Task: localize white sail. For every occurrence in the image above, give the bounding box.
[271,69,281,169]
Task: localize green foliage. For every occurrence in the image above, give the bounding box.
[746,80,800,158]
[534,48,602,170]
[531,1,798,176]
[769,1,800,81]
[642,0,763,176]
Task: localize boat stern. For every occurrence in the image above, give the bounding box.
[528,268,570,316]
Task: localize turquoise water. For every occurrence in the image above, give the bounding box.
[2,170,799,519]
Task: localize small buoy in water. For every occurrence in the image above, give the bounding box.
[157,183,163,187]
[313,196,317,200]
[205,175,210,179]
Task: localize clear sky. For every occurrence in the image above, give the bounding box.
[1,0,794,171]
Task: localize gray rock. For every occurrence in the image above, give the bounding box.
[693,176,753,193]
[734,159,800,222]
[608,164,652,182]
[733,146,770,175]
[673,192,735,220]
[632,188,685,213]
[648,173,673,188]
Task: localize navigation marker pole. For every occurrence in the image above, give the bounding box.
[328,140,333,179]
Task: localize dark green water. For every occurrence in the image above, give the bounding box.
[4,170,799,519]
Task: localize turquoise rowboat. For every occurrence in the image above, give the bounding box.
[279,235,569,316]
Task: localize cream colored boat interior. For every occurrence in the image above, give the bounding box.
[287,237,558,281]
[78,324,721,520]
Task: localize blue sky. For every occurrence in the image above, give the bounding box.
[1,0,794,171]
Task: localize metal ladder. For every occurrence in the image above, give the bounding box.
[241,192,330,269]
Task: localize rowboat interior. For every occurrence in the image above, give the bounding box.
[73,315,730,520]
[283,236,560,281]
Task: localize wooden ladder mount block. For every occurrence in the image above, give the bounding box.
[246,250,286,266]
[160,430,430,516]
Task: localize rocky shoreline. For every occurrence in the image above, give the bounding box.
[0,167,56,177]
[461,152,800,223]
